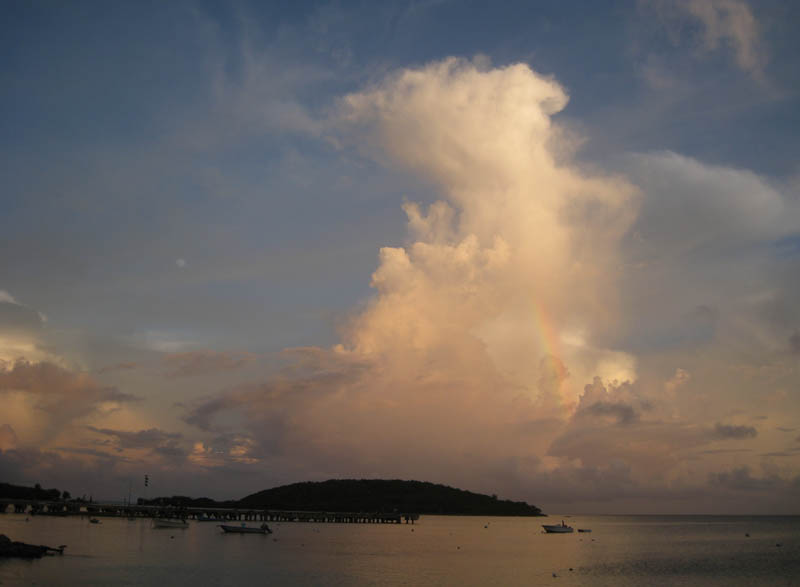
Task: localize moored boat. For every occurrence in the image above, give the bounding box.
[0,534,66,558]
[219,523,272,534]
[542,520,573,533]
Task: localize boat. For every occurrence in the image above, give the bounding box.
[152,518,189,529]
[0,534,66,558]
[542,521,574,533]
[196,514,222,522]
[89,518,101,524]
[578,528,592,533]
[218,523,272,534]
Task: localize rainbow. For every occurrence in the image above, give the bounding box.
[531,300,571,407]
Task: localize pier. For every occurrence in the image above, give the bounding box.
[0,499,419,524]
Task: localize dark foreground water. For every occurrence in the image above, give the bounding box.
[1,514,798,586]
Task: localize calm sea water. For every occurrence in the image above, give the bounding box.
[1,513,798,586]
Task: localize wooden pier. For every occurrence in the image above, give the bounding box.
[0,499,419,524]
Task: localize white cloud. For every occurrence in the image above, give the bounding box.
[0,290,18,305]
[625,151,787,256]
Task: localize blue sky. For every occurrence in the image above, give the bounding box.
[1,0,799,513]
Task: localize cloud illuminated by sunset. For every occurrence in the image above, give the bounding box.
[1,1,799,514]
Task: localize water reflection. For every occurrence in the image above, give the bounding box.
[1,514,798,586]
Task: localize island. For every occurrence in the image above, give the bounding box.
[141,479,543,516]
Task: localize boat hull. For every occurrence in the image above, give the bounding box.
[542,525,574,533]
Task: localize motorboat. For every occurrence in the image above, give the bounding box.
[152,518,189,529]
[542,521,574,533]
[219,523,272,534]
[578,528,592,533]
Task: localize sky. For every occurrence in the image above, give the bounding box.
[1,0,799,514]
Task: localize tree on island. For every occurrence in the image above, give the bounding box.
[0,482,63,501]
[238,479,543,516]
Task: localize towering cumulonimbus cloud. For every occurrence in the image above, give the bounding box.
[334,57,639,403]
[184,58,643,491]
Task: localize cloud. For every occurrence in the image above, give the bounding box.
[616,150,799,361]
[713,423,758,439]
[0,292,66,366]
[571,377,648,426]
[334,57,638,393]
[86,426,185,461]
[0,302,44,336]
[645,0,767,81]
[665,368,691,392]
[0,303,42,331]
[625,151,786,256]
[162,350,254,378]
[581,401,639,425]
[789,331,800,354]
[0,359,139,443]
[0,291,18,304]
[182,58,650,500]
[96,362,138,375]
[86,426,182,450]
[5,51,797,510]
[710,466,796,493]
[171,59,800,510]
[188,433,259,467]
[685,0,766,79]
[0,424,18,451]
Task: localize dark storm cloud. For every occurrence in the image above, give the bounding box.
[580,400,640,425]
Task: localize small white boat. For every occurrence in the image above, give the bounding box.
[219,523,272,534]
[152,518,189,529]
[542,521,574,533]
